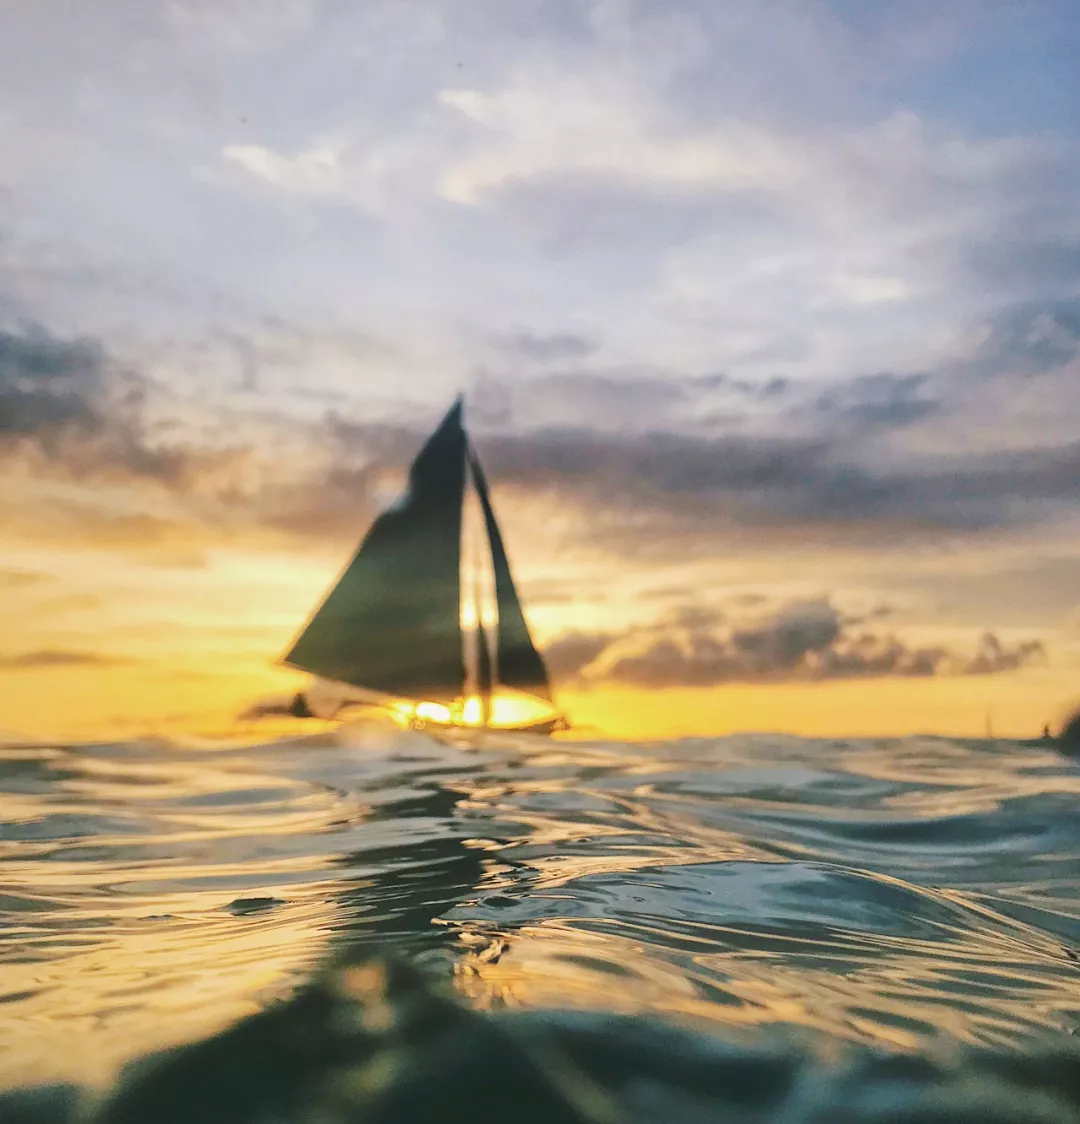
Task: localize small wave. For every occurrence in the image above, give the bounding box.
[1,729,1079,1087]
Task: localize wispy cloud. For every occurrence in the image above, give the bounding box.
[0,568,51,589]
[0,649,134,669]
[434,81,804,206]
[489,330,597,363]
[222,143,344,198]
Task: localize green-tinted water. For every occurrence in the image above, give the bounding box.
[1,725,1078,1090]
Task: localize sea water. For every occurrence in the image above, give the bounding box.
[1,725,1078,1092]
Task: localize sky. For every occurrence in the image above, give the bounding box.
[1,0,1078,740]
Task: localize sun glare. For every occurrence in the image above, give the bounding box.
[415,701,452,723]
[391,693,552,730]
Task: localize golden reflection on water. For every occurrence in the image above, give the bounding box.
[439,735,1080,1052]
[0,742,348,1088]
[2,726,1080,1091]
[451,914,1080,1052]
[0,896,334,1089]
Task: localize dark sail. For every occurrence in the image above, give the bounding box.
[468,444,553,702]
[283,400,467,702]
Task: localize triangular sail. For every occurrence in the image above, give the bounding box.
[468,444,553,703]
[283,399,467,702]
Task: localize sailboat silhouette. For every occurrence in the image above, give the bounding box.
[281,397,567,735]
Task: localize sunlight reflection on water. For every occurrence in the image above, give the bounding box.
[1,725,1079,1088]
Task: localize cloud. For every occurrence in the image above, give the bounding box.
[466,367,798,435]
[471,423,1080,549]
[0,568,51,588]
[0,323,427,561]
[0,649,134,669]
[963,632,1048,675]
[0,322,197,486]
[1,4,1076,507]
[663,602,728,631]
[468,369,699,433]
[977,298,1080,375]
[602,597,844,687]
[477,426,825,497]
[436,81,805,206]
[810,373,940,432]
[4,1,1077,403]
[430,81,1060,310]
[490,330,597,363]
[1,310,1076,564]
[246,456,390,541]
[857,294,1080,462]
[222,144,344,197]
[543,631,619,680]
[0,322,376,551]
[0,324,109,439]
[966,238,1080,304]
[844,603,899,626]
[803,631,1047,682]
[547,596,1047,689]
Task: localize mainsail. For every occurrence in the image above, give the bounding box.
[282,397,556,724]
[283,398,467,702]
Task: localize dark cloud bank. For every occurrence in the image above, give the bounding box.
[3,296,1078,596]
[0,322,207,487]
[4,302,1080,547]
[545,597,1047,690]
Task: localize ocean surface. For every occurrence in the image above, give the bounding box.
[2,724,1079,1091]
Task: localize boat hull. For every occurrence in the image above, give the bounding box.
[285,679,570,737]
[401,712,570,737]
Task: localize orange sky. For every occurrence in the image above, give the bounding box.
[1,508,1075,742]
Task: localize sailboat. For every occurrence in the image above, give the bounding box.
[279,397,568,736]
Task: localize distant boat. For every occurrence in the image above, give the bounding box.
[280,397,568,735]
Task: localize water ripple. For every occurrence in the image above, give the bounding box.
[1,726,1079,1087]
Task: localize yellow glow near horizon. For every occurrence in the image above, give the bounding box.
[0,530,1076,743]
[1,648,1074,743]
[558,666,1079,742]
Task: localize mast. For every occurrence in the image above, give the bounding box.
[467,446,494,727]
[476,619,493,726]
